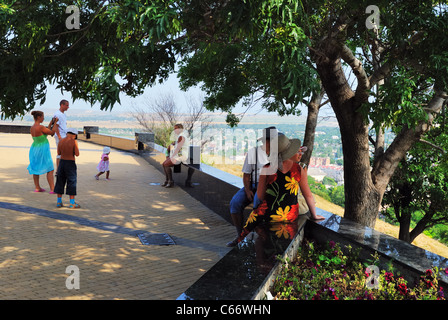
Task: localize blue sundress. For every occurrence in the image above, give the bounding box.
[27,135,54,175]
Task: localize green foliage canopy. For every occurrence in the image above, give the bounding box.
[0,0,183,119]
[382,112,448,242]
[2,0,448,126]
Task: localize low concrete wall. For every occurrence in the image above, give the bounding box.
[78,132,137,153]
[0,124,31,134]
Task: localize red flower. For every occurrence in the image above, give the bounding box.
[290,163,301,181]
[426,280,435,289]
[284,280,293,286]
[254,201,268,216]
[398,283,408,295]
[285,223,298,238]
[385,272,394,283]
[287,203,299,220]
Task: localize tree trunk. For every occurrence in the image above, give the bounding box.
[408,206,437,243]
[301,86,324,166]
[339,109,381,228]
[316,53,381,228]
[398,214,412,243]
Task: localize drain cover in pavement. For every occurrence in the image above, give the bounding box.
[137,232,176,246]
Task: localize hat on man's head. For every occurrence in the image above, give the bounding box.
[258,126,278,141]
[276,133,289,153]
[66,128,78,135]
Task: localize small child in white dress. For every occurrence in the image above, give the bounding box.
[95,146,111,180]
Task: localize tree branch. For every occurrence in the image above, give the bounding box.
[371,87,448,194]
[339,43,370,102]
[368,31,427,89]
[418,139,447,154]
[368,61,392,89]
[44,2,108,58]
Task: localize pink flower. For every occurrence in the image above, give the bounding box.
[385,272,394,283]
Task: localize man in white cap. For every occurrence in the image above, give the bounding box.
[54,128,80,208]
[226,126,280,247]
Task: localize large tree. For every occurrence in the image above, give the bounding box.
[2,1,448,229]
[177,0,448,228]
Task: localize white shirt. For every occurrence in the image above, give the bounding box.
[242,146,269,183]
[170,131,190,164]
[54,110,67,139]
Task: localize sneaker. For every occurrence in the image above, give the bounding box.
[226,237,239,247]
[68,202,81,209]
[94,175,99,180]
[164,181,174,188]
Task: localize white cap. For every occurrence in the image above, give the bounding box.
[66,128,78,135]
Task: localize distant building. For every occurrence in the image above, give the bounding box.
[310,157,331,166]
[307,167,327,182]
[308,157,344,185]
[319,166,344,185]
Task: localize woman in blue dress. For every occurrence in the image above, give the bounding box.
[28,110,56,193]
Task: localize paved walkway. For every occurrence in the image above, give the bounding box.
[0,133,234,300]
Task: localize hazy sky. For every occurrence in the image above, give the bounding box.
[41,72,204,114]
[40,71,261,116]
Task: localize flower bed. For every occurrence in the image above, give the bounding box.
[271,239,447,300]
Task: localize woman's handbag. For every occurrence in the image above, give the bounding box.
[298,191,309,215]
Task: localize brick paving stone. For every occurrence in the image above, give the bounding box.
[0,133,235,300]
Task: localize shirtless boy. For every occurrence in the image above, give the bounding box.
[54,128,80,208]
